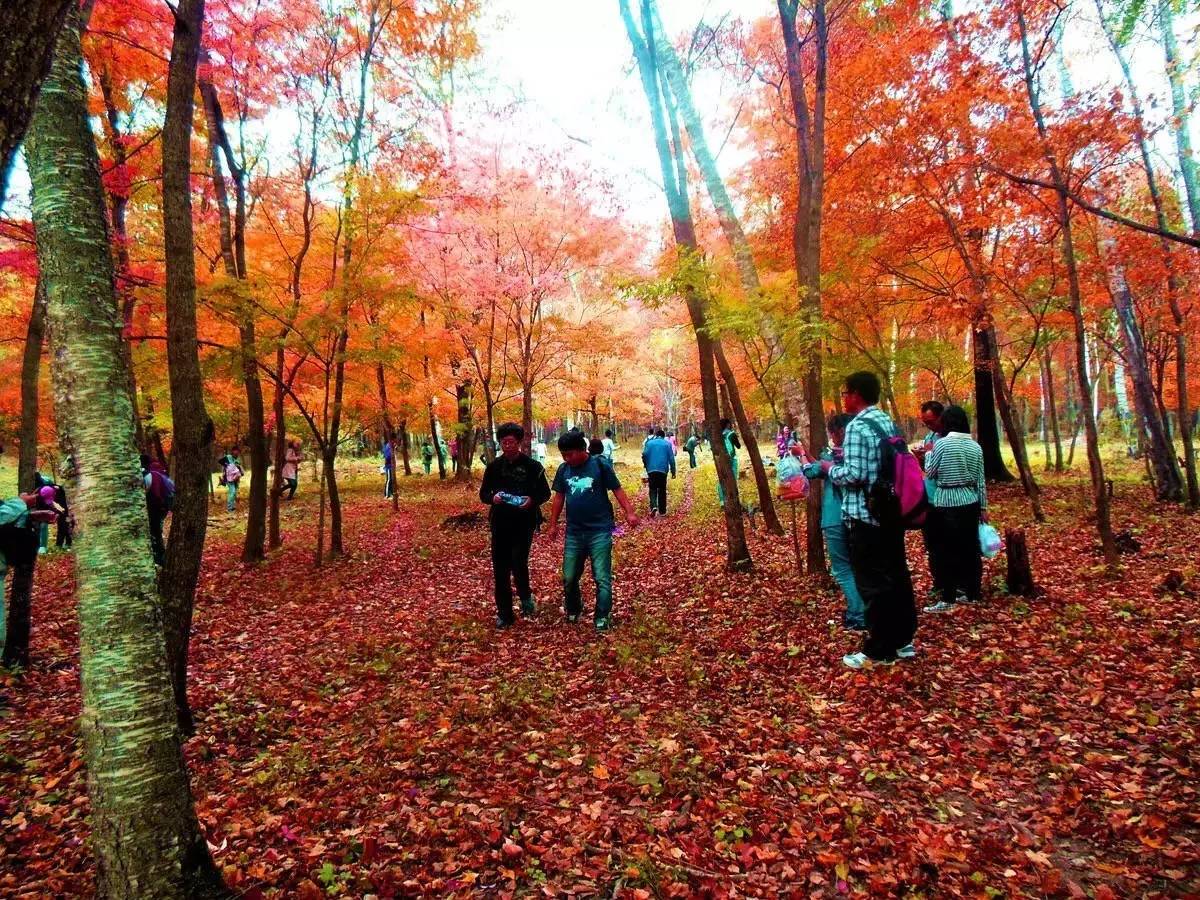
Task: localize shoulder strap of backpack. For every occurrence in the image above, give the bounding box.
[859,414,893,442]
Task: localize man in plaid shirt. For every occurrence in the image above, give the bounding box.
[823,371,917,668]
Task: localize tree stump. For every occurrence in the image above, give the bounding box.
[1005,527,1036,596]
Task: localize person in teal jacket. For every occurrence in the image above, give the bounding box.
[0,493,57,668]
[802,413,865,630]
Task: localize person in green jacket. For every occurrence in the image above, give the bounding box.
[0,493,57,668]
[802,413,865,630]
[421,440,435,474]
[684,432,699,469]
[715,419,741,507]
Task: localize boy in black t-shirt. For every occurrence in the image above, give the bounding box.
[546,430,640,630]
[479,422,552,628]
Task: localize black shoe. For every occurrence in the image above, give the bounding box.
[565,613,580,624]
[495,617,513,630]
[520,598,537,618]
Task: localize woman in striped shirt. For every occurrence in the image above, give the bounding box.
[923,405,988,611]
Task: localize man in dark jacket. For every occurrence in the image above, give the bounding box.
[479,422,551,629]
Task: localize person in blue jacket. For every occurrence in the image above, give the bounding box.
[802,413,866,630]
[641,427,676,517]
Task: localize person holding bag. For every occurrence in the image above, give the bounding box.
[922,405,988,612]
[803,414,866,630]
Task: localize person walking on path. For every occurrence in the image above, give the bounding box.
[923,405,988,612]
[279,441,302,500]
[382,436,396,499]
[546,430,640,631]
[642,427,676,517]
[479,422,551,629]
[825,371,917,668]
[421,439,434,474]
[218,447,244,513]
[684,432,699,469]
[141,454,175,566]
[602,429,617,461]
[803,413,866,630]
[716,418,741,507]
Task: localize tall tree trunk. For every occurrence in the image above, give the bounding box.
[713,341,785,535]
[160,0,217,736]
[521,382,534,454]
[1018,6,1117,566]
[399,420,412,475]
[26,5,225,893]
[322,448,341,559]
[621,0,751,571]
[1106,252,1183,499]
[1099,0,1198,506]
[1158,0,1200,235]
[985,326,1045,520]
[429,402,446,480]
[1040,346,1064,472]
[18,279,47,492]
[973,323,1015,482]
[455,379,474,482]
[0,0,74,204]
[268,343,286,550]
[777,0,830,569]
[98,66,145,451]
[200,75,266,562]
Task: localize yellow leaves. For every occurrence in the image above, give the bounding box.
[591,764,610,780]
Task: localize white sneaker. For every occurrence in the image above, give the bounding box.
[896,643,917,659]
[923,600,955,613]
[842,652,894,669]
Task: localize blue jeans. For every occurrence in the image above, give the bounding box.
[563,529,613,621]
[824,524,865,626]
[226,482,238,512]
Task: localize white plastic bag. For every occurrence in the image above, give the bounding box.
[978,523,1002,559]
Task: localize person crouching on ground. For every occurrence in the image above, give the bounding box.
[479,422,551,629]
[546,430,640,631]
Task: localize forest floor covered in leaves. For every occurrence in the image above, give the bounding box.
[2,462,1199,897]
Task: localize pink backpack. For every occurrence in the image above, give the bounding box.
[862,418,928,529]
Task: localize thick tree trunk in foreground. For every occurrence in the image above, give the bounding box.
[26,6,225,895]
[1005,528,1036,596]
[0,0,74,204]
[160,0,216,736]
[18,280,47,492]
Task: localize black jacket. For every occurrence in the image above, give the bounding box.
[479,453,551,529]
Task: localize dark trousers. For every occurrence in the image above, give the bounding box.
[847,519,916,660]
[383,466,395,498]
[56,515,72,548]
[284,477,298,500]
[929,503,983,602]
[148,508,167,566]
[491,525,535,623]
[1,563,34,668]
[647,471,668,515]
